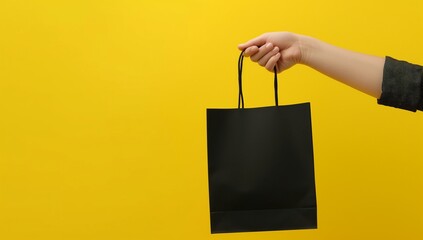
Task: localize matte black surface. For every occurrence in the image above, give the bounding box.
[207,103,317,233]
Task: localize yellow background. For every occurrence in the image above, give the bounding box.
[1,0,422,239]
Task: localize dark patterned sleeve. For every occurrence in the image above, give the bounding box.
[377,56,423,112]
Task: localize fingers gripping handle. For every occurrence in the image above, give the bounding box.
[238,50,279,109]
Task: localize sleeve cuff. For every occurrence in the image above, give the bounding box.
[377,56,423,112]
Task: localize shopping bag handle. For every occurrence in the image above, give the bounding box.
[238,49,279,109]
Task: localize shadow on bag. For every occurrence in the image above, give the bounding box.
[206,51,317,234]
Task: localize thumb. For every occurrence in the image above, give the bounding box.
[238,34,267,50]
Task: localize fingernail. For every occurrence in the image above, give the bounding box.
[266,42,272,48]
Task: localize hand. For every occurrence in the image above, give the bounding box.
[238,32,304,73]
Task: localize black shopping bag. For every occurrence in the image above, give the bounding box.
[206,51,317,233]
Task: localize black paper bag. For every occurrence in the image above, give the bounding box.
[206,51,317,234]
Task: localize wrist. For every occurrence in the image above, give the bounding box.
[297,35,320,66]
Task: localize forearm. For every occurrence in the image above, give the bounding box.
[299,35,385,98]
